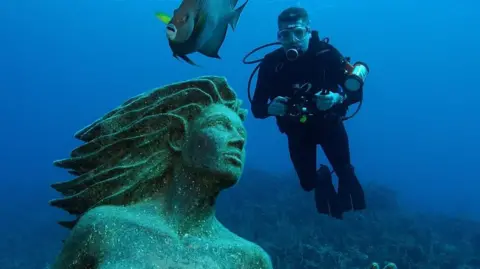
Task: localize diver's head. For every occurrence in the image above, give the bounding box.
[277,7,312,61]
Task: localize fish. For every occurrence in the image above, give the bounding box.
[155,0,248,66]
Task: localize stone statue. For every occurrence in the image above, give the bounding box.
[49,76,273,269]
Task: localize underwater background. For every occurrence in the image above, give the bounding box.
[1,0,479,268]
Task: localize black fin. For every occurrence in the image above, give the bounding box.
[315,164,343,219]
[230,0,239,8]
[336,165,366,212]
[179,54,198,66]
[173,53,198,66]
[229,0,248,30]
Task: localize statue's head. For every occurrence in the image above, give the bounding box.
[49,76,247,229]
[179,102,247,186]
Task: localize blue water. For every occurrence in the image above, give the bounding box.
[1,0,479,268]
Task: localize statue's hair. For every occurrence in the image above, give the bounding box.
[49,76,247,229]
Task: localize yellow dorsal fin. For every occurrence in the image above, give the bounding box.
[155,12,171,24]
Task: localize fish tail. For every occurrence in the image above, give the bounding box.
[229,0,248,31]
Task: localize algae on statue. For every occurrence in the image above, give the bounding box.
[49,76,272,269]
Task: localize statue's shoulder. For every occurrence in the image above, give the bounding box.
[79,205,128,226]
[68,205,150,243]
[51,206,121,269]
[217,226,273,269]
[241,240,273,269]
[79,205,166,231]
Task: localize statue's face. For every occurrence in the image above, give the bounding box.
[182,104,247,187]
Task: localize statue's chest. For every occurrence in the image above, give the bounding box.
[107,229,244,269]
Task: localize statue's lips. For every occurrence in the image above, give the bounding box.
[223,152,242,164]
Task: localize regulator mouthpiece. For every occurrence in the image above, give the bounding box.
[286,48,299,61]
[344,61,369,92]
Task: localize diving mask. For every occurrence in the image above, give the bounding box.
[277,26,310,43]
[277,25,310,61]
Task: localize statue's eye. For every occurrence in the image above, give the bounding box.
[237,127,246,138]
[219,121,231,129]
[207,119,231,130]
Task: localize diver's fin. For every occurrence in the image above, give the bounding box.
[198,23,228,59]
[336,165,366,212]
[315,165,343,219]
[155,12,171,24]
[228,0,248,30]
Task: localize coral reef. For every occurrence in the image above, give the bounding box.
[1,166,478,268]
[48,76,272,269]
[370,262,398,269]
[217,169,480,269]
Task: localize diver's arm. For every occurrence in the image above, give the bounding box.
[329,47,363,106]
[251,61,272,119]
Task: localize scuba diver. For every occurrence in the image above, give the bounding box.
[246,7,370,219]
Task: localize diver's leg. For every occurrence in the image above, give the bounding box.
[287,131,341,218]
[320,121,366,212]
[287,133,317,192]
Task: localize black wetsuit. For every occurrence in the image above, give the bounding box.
[251,31,366,218]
